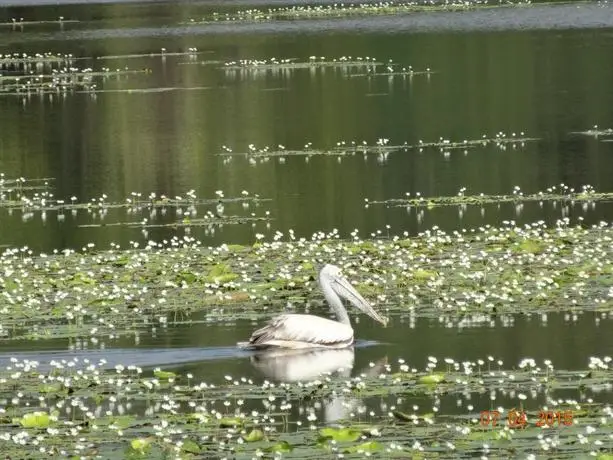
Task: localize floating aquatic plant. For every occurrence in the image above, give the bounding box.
[0,186,612,456]
[0,217,611,343]
[349,66,434,77]
[0,52,149,97]
[0,17,78,28]
[366,184,613,209]
[218,132,537,161]
[219,56,434,82]
[184,0,534,24]
[96,48,206,61]
[222,56,383,71]
[1,178,271,236]
[572,125,613,137]
[0,180,266,212]
[0,353,612,458]
[0,52,75,68]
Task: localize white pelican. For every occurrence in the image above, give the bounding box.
[238,264,387,350]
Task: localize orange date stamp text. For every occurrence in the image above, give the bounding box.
[480,409,573,429]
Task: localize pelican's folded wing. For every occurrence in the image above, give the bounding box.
[246,314,354,349]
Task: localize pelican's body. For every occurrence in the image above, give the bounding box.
[238,264,387,350]
[245,313,354,349]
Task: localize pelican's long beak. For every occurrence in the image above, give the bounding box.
[332,275,388,326]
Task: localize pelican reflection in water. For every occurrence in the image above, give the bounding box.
[250,348,387,422]
[250,347,355,381]
[238,264,387,350]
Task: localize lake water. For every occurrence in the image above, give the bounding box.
[2,0,613,414]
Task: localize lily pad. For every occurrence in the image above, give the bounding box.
[219,417,243,428]
[244,429,264,442]
[130,437,152,453]
[419,373,446,384]
[319,427,362,442]
[345,441,383,453]
[17,411,51,428]
[266,441,294,453]
[153,369,177,380]
[207,263,238,283]
[181,439,201,454]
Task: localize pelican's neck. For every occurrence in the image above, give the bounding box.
[321,275,351,325]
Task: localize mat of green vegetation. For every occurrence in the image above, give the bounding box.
[1,351,613,458]
[0,216,611,342]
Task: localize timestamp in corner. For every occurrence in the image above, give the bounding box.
[480,409,574,429]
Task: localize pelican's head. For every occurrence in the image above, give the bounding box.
[320,264,388,326]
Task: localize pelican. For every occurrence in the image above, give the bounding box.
[238,264,387,350]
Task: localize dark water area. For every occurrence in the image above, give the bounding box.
[1,0,613,388]
[1,312,612,380]
[1,2,613,252]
